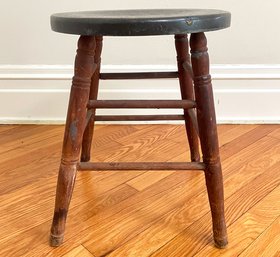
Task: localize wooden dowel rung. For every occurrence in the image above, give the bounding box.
[87,100,196,109]
[100,72,178,80]
[95,114,185,121]
[78,162,205,171]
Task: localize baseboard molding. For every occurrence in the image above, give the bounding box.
[0,64,280,124]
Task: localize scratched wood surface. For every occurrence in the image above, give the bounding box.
[0,124,280,256]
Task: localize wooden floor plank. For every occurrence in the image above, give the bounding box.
[97,125,184,162]
[125,124,250,191]
[62,245,95,257]
[125,170,175,191]
[219,124,277,160]
[0,125,56,146]
[113,124,182,146]
[0,181,139,255]
[8,172,198,257]
[0,124,18,133]
[0,124,279,257]
[267,126,280,139]
[239,215,280,257]
[195,182,280,256]
[90,124,140,148]
[0,126,63,154]
[0,125,141,195]
[0,178,138,242]
[217,124,258,146]
[106,136,280,257]
[0,141,62,195]
[0,125,196,254]
[96,125,195,191]
[85,134,280,256]
[151,142,280,257]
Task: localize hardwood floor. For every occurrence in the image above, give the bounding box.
[0,124,280,256]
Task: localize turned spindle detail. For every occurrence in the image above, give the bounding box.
[175,34,200,161]
[81,36,103,162]
[50,36,96,247]
[190,32,228,248]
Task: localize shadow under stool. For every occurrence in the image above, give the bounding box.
[49,9,231,249]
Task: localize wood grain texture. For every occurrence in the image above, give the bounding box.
[0,124,279,257]
[196,182,280,256]
[106,133,280,257]
[62,245,95,257]
[267,127,280,140]
[152,137,280,257]
[126,125,256,192]
[239,215,280,257]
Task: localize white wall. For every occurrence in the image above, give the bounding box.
[0,1,280,123]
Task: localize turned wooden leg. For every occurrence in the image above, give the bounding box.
[175,34,200,161]
[50,36,96,247]
[190,32,228,248]
[81,36,103,162]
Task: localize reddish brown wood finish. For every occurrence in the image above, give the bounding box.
[50,32,228,250]
[49,36,96,247]
[78,161,205,171]
[175,34,200,162]
[87,99,196,109]
[95,114,185,121]
[81,36,103,162]
[190,32,228,248]
[100,71,178,80]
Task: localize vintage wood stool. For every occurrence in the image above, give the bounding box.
[49,9,231,248]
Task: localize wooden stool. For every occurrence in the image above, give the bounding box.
[49,9,231,249]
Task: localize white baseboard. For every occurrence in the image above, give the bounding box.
[0,64,280,124]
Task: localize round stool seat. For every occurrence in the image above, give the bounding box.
[51,9,231,36]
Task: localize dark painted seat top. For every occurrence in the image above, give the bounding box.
[51,9,231,36]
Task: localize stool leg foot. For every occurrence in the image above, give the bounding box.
[190,32,228,248]
[49,234,64,247]
[50,164,77,247]
[175,34,200,162]
[81,36,103,162]
[205,163,228,249]
[50,36,96,246]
